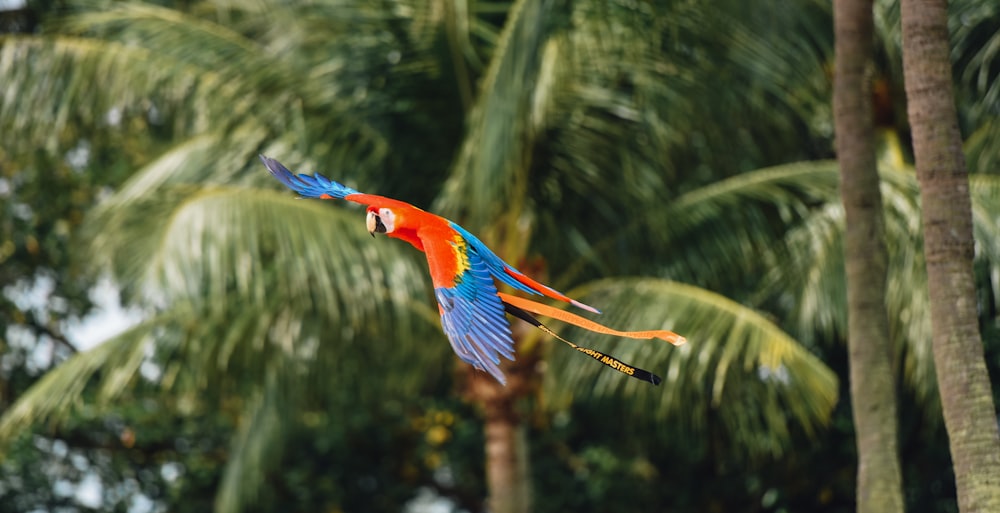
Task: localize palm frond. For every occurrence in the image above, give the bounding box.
[970,173,1000,304]
[766,165,1000,410]
[771,200,848,345]
[1,181,453,441]
[950,0,1000,115]
[666,160,840,234]
[965,118,1000,177]
[656,162,839,294]
[2,1,443,184]
[718,0,832,127]
[545,278,838,458]
[87,185,434,328]
[558,161,841,290]
[433,0,553,228]
[0,35,215,150]
[59,3,262,68]
[85,178,451,399]
[214,368,289,513]
[949,0,1000,176]
[0,313,168,441]
[510,0,835,280]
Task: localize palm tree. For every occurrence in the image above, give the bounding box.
[2,1,838,510]
[900,0,1000,510]
[3,0,999,511]
[833,0,904,510]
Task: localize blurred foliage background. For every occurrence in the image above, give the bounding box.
[0,0,998,512]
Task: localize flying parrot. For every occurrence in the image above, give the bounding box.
[260,155,686,385]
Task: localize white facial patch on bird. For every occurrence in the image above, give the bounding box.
[378,208,396,233]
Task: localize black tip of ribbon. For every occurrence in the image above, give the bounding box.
[574,346,662,386]
[638,368,663,386]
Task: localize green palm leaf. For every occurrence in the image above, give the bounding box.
[950,0,1000,175]
[0,314,164,440]
[1,178,450,407]
[434,0,552,228]
[557,161,841,290]
[0,35,214,149]
[3,179,452,512]
[89,183,438,336]
[767,164,1000,410]
[546,278,837,458]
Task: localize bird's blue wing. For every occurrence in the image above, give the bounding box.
[432,244,516,385]
[259,155,362,199]
[448,221,601,314]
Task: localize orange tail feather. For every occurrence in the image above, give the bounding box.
[497,293,687,346]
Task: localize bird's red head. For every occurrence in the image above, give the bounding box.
[366,206,395,236]
[362,200,428,250]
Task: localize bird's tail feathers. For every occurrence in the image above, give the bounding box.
[502,269,602,314]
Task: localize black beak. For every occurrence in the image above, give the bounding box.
[367,211,387,237]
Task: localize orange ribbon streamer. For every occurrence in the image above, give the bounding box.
[497,293,687,346]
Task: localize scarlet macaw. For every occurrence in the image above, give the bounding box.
[260,156,685,385]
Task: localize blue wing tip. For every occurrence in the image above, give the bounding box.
[259,154,360,199]
[475,363,508,385]
[490,370,508,386]
[259,154,303,191]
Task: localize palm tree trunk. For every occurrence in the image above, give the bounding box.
[833,1,905,511]
[465,316,538,513]
[481,386,532,513]
[900,1,1000,511]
